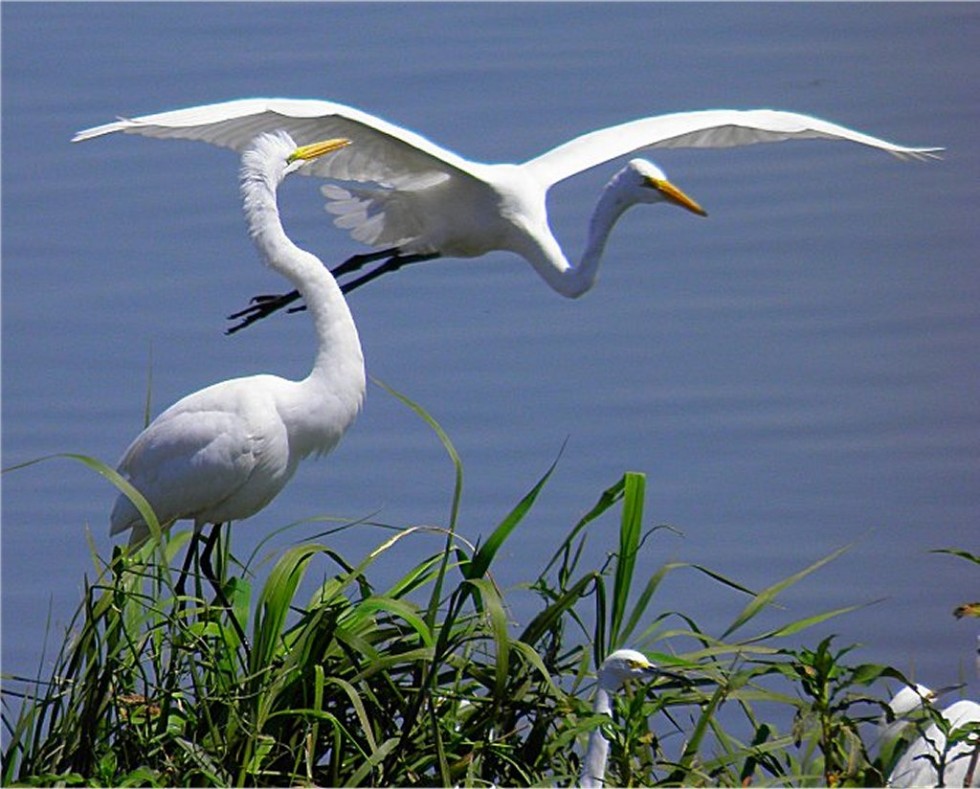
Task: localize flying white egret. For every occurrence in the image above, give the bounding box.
[108,132,364,643]
[580,648,677,788]
[880,683,980,787]
[72,99,940,332]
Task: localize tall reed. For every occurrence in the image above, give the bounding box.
[3,396,973,786]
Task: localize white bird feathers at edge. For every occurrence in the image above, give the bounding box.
[71,99,942,305]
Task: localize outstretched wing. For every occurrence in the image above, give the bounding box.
[73,97,485,190]
[523,109,941,187]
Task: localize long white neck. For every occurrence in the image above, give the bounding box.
[241,144,365,457]
[521,171,638,299]
[580,685,613,788]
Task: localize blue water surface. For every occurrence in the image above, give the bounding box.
[3,3,978,711]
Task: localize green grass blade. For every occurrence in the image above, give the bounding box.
[4,453,171,583]
[372,377,464,639]
[930,547,980,565]
[538,472,626,580]
[519,572,600,648]
[349,596,434,648]
[745,601,878,643]
[252,542,326,667]
[372,377,462,527]
[464,453,560,581]
[464,578,510,698]
[344,737,400,787]
[618,560,684,647]
[722,544,852,640]
[609,472,645,650]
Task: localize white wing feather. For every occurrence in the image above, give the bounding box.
[72,97,483,189]
[109,378,291,543]
[74,101,940,256]
[321,183,419,249]
[75,101,941,195]
[524,108,941,187]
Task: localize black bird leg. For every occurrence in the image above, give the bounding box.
[332,247,405,278]
[174,529,202,598]
[226,290,303,330]
[225,247,400,334]
[197,524,251,653]
[226,249,440,334]
[335,251,440,295]
[173,524,251,653]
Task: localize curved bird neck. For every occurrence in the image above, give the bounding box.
[581,684,613,788]
[519,170,638,299]
[240,146,365,451]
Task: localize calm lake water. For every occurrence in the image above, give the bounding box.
[3,2,978,712]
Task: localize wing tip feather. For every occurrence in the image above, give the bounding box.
[72,116,136,143]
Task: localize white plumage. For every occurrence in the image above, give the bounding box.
[580,649,661,788]
[110,132,364,552]
[883,684,980,787]
[74,99,940,319]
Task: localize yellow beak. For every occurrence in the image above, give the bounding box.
[288,137,351,163]
[648,177,708,217]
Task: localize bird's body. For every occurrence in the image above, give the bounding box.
[881,684,980,787]
[110,132,364,548]
[580,648,660,788]
[73,99,940,329]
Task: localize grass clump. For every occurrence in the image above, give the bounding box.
[3,399,973,786]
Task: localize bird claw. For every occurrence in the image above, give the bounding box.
[226,290,304,333]
[226,300,283,333]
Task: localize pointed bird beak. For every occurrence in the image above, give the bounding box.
[288,137,351,163]
[632,658,682,681]
[648,177,708,217]
[642,661,687,686]
[654,665,686,682]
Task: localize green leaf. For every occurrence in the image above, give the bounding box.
[464,577,511,698]
[930,547,980,565]
[244,734,275,777]
[609,472,645,649]
[464,453,560,581]
[520,572,600,647]
[539,472,626,580]
[350,596,434,648]
[747,601,876,642]
[722,544,852,640]
[345,737,400,787]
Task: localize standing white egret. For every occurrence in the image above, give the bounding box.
[580,648,671,788]
[109,132,364,642]
[71,99,940,332]
[882,684,980,787]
